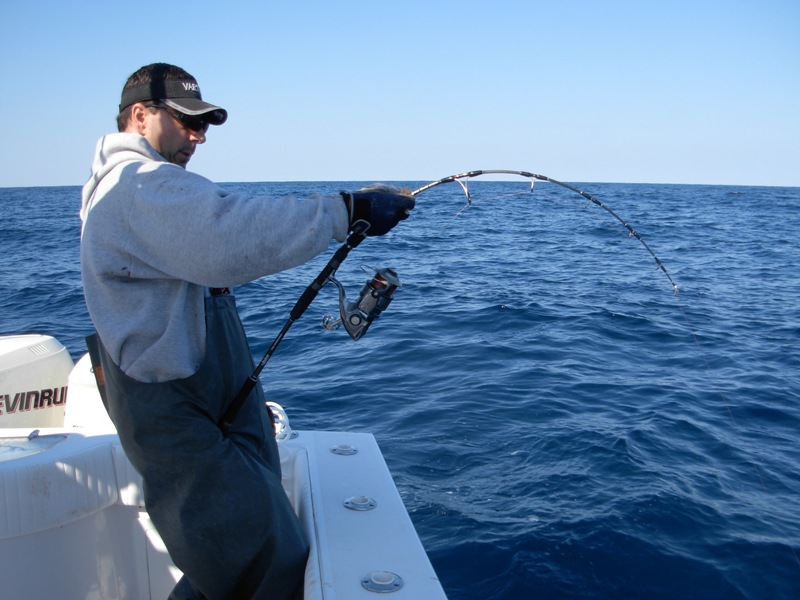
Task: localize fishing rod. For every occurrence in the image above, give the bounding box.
[220,218,402,433]
[219,220,373,433]
[220,170,678,433]
[411,169,679,295]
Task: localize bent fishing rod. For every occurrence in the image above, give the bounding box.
[412,169,679,295]
[219,170,678,433]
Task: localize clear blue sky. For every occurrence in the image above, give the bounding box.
[1,0,798,187]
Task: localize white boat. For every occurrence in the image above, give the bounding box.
[0,334,447,599]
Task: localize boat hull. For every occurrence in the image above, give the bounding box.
[0,338,447,598]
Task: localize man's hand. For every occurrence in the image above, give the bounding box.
[341,184,415,236]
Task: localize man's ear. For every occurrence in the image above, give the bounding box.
[127,103,150,134]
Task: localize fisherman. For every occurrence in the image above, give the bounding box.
[79,62,414,600]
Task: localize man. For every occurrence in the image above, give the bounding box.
[80,63,414,600]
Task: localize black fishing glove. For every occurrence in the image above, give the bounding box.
[340,184,415,236]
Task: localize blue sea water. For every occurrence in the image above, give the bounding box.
[1,179,799,599]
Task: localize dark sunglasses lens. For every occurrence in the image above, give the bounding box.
[177,112,208,132]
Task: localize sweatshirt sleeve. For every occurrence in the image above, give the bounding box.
[116,161,349,287]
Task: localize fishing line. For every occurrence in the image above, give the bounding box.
[666,273,800,571]
[407,172,799,573]
[414,174,800,571]
[459,172,799,571]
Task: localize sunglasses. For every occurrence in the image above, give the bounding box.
[149,104,209,134]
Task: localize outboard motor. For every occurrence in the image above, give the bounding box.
[0,335,73,428]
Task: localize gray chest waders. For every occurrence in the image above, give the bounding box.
[92,294,308,600]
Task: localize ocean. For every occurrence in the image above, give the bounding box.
[1,179,799,599]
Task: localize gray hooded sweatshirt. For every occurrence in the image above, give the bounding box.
[80,133,348,383]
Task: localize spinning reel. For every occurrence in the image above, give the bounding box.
[323,266,401,341]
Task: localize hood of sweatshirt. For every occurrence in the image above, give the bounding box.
[80,133,164,224]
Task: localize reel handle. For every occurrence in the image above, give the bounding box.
[325,267,401,341]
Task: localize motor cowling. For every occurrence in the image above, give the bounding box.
[0,335,73,429]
